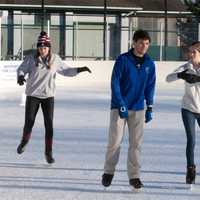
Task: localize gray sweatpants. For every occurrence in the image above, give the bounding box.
[104,109,144,179]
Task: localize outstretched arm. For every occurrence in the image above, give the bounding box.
[77,66,92,73]
[56,56,91,76]
[177,70,200,84]
[166,61,200,84]
[166,64,187,82]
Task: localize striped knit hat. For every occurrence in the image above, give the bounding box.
[37,31,51,48]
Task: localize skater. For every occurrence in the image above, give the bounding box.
[16,31,91,164]
[102,30,156,190]
[166,41,200,184]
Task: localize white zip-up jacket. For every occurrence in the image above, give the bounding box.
[17,54,78,98]
[166,61,200,113]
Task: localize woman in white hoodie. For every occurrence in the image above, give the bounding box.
[16,31,91,164]
[166,41,200,184]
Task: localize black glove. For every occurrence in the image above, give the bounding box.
[177,69,188,79]
[17,75,26,85]
[177,69,200,84]
[77,66,92,73]
[145,106,153,123]
[185,74,200,84]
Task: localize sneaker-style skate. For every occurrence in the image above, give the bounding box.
[45,152,55,164]
[17,140,27,154]
[129,178,144,190]
[102,173,114,187]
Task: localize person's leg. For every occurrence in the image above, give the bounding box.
[41,97,54,163]
[17,96,40,154]
[127,110,144,180]
[181,109,196,167]
[181,108,196,184]
[195,112,200,127]
[104,109,126,175]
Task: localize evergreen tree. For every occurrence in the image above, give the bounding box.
[184,0,200,18]
[176,1,199,59]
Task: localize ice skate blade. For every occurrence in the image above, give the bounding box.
[103,186,111,192]
[131,186,143,193]
[189,184,195,191]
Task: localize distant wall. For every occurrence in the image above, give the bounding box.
[0,60,186,93]
[63,61,185,87]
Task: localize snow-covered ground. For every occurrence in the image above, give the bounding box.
[0,66,200,200]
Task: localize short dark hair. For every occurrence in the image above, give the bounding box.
[133,29,151,42]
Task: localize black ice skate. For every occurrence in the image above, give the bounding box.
[102,173,114,187]
[186,165,196,184]
[45,152,55,164]
[129,178,144,190]
[17,140,28,154]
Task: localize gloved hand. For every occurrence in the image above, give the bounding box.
[177,69,188,80]
[184,74,200,84]
[177,69,200,84]
[145,106,153,123]
[17,75,26,86]
[77,66,92,73]
[118,106,128,119]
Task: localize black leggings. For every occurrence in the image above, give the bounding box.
[21,96,54,154]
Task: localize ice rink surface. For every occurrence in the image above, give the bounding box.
[0,78,200,200]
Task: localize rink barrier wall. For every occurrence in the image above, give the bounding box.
[0,61,185,90]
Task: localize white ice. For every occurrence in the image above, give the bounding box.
[0,64,200,200]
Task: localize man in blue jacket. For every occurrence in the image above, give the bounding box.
[102,30,156,190]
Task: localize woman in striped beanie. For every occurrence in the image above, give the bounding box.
[16,31,91,164]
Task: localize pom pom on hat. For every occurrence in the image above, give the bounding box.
[37,31,51,48]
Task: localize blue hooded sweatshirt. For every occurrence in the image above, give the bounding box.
[111,49,156,111]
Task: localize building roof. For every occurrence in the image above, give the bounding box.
[137,0,186,12]
[0,0,189,16]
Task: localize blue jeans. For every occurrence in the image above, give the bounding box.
[181,108,200,167]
